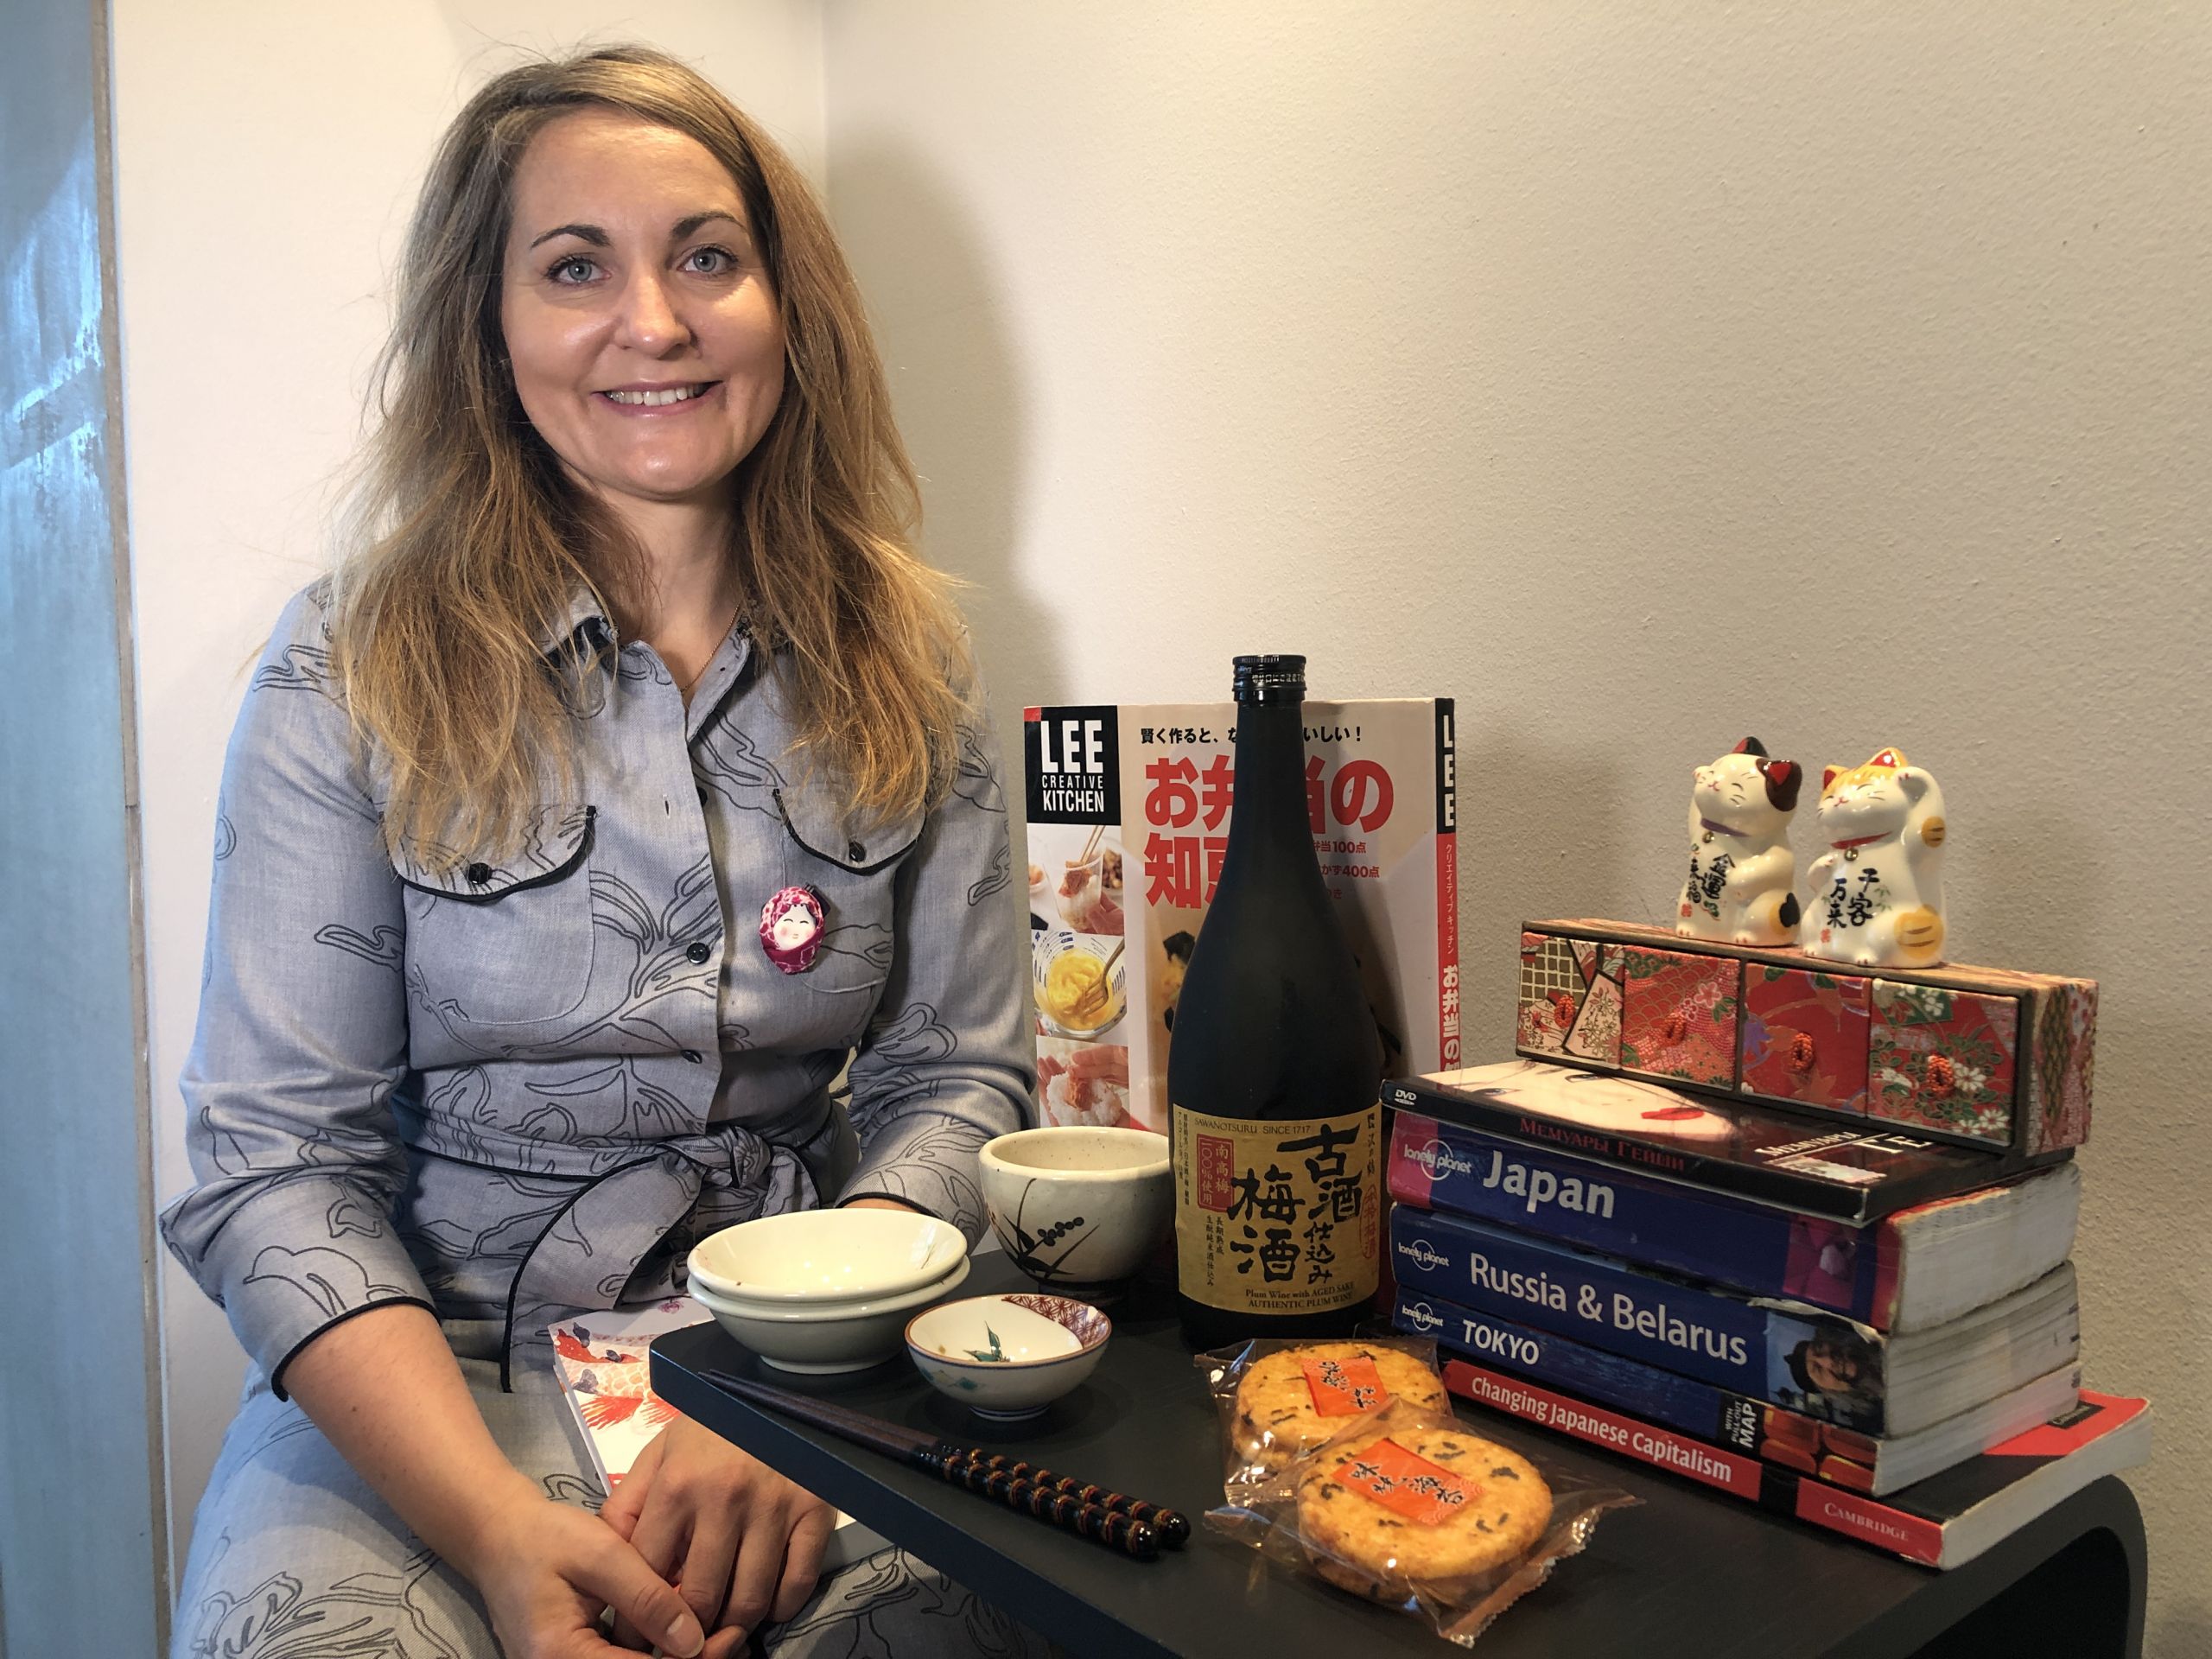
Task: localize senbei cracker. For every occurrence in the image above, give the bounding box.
[1203,1338,1452,1488]
[1300,1421,1551,1599]
[1205,1397,1637,1644]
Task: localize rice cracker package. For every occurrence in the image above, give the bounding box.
[1198,1338,1452,1498]
[1207,1398,1636,1644]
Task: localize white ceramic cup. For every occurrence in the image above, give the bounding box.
[978,1125,1171,1299]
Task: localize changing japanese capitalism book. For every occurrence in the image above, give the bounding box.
[1440,1350,2147,1572]
[1021,699,1457,1135]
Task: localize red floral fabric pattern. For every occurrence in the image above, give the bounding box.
[1866,981,2019,1142]
[1741,967,1872,1113]
[1609,944,1738,1089]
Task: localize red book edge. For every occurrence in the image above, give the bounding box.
[1443,1358,2148,1568]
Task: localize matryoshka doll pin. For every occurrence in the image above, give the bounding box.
[760,884,827,975]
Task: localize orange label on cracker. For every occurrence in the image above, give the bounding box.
[1301,1355,1389,1417]
[1329,1440,1479,1526]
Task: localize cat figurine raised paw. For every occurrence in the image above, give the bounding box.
[1799,747,1948,968]
[1678,737,1802,946]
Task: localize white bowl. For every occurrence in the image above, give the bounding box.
[688,1208,968,1306]
[692,1257,971,1374]
[979,1126,1172,1298]
[905,1293,1112,1421]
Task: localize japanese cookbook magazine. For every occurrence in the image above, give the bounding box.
[1021,698,1457,1136]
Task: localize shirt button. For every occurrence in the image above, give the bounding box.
[682,1048,703,1064]
[465,861,492,886]
[847,840,866,863]
[685,941,713,964]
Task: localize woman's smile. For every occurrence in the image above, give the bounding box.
[500,109,786,518]
[597,379,723,410]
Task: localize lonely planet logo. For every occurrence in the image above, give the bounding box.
[1402,1300,1444,1332]
[1396,1237,1448,1272]
[1407,1138,1475,1179]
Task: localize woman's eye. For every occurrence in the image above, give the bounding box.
[684,245,737,275]
[549,256,598,285]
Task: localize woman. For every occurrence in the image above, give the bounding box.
[161,47,1039,1659]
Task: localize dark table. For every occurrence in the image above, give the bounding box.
[652,1256,2145,1658]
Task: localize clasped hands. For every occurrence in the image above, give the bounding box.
[472,1414,834,1659]
[473,1197,917,1657]
[607,1414,837,1656]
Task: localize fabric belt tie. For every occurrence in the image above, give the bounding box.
[393,1102,826,1388]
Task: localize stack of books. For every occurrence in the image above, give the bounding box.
[1385,1057,2148,1567]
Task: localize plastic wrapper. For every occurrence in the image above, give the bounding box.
[1206,1397,1638,1644]
[1196,1337,1453,1500]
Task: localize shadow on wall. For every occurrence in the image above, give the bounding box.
[827,135,1063,721]
[1461,721,1638,920]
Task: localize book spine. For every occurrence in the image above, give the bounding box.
[1433,700,1460,1071]
[1388,1109,1889,1325]
[1394,1287,1876,1480]
[1438,1357,1945,1566]
[1390,1205,1892,1433]
[1383,1076,1886,1222]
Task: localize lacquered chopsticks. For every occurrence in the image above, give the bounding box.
[697,1369,1186,1561]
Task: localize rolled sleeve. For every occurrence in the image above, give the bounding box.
[157,588,431,1394]
[841,701,1033,1240]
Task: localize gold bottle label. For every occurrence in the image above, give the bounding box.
[1173,1103,1381,1315]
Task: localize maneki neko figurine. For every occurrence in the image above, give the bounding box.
[1677,737,1802,946]
[1798,747,1948,968]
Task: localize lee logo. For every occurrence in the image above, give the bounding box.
[1023,704,1122,825]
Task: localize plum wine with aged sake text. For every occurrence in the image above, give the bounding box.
[1168,655,1385,1348]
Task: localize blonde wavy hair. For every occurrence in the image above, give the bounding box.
[330,45,969,864]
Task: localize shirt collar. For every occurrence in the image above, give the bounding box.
[539,590,616,663]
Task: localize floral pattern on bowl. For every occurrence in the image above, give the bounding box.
[905,1294,1112,1421]
[1000,1294,1113,1347]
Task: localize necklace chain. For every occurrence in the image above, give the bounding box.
[675,601,746,699]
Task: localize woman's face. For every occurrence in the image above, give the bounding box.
[499,109,785,518]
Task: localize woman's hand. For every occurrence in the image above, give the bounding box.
[457,1482,708,1659]
[600,1415,837,1657]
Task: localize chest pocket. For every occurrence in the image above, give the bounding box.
[772,786,923,1000]
[392,804,598,1029]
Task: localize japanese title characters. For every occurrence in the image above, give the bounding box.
[1677,738,1803,947]
[1799,749,1948,969]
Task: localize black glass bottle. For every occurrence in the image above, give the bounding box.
[1168,655,1384,1348]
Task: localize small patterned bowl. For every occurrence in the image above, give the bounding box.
[904,1294,1112,1421]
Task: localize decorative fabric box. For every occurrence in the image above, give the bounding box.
[1514,918,2094,1155]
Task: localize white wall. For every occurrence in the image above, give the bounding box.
[111,0,2209,1643]
[821,3,2210,1649]
[110,0,826,1584]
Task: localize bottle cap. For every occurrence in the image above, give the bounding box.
[1231,654,1306,704]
